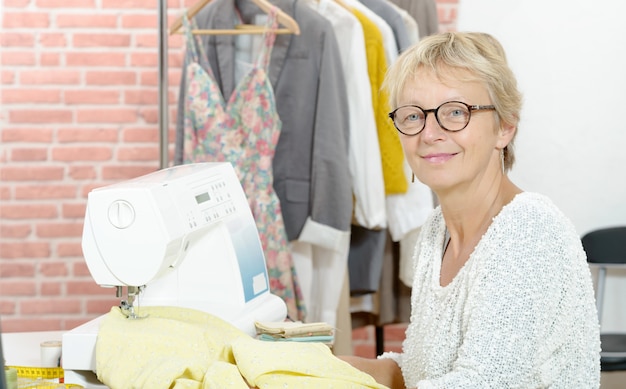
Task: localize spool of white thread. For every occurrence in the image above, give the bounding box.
[40,340,62,367]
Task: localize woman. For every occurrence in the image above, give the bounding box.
[340,32,600,388]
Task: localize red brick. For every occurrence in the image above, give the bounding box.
[40,52,62,66]
[64,90,121,105]
[0,301,17,315]
[383,323,408,341]
[0,204,58,219]
[0,33,35,47]
[118,146,159,161]
[72,261,92,277]
[76,108,138,124]
[57,242,84,257]
[73,33,131,47]
[21,298,81,314]
[2,12,50,28]
[36,222,83,238]
[20,69,80,85]
[9,109,73,123]
[0,262,36,277]
[351,325,372,340]
[51,146,113,161]
[121,13,157,29]
[56,14,117,28]
[353,343,376,358]
[66,52,126,67]
[122,127,159,142]
[130,52,158,67]
[37,0,96,8]
[0,224,33,238]
[85,71,137,86]
[0,166,65,181]
[14,185,77,200]
[0,280,37,295]
[2,70,16,84]
[66,281,113,295]
[41,281,62,296]
[1,88,61,103]
[86,298,119,314]
[136,33,157,48]
[0,242,51,259]
[39,33,67,47]
[40,261,69,276]
[1,128,54,142]
[57,127,119,142]
[0,319,63,332]
[10,148,49,161]
[124,89,158,105]
[1,51,36,66]
[101,0,156,9]
[67,165,97,180]
[62,203,87,218]
[140,107,159,124]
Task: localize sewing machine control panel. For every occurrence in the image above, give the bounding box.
[188,176,239,229]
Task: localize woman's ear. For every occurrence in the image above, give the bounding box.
[496,121,516,149]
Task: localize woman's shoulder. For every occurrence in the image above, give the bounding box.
[498,192,574,231]
[490,191,582,258]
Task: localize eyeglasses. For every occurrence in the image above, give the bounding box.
[388,101,496,136]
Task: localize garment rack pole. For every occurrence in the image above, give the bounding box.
[158,0,169,169]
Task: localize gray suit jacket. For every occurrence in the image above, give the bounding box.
[175,0,352,241]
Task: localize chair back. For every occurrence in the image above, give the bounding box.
[581,226,626,265]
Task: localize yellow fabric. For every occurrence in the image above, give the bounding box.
[351,8,407,195]
[96,306,388,389]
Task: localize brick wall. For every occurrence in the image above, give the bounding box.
[0,0,458,333]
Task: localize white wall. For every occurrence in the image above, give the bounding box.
[457,0,626,330]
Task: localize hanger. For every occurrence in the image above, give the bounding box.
[169,0,301,36]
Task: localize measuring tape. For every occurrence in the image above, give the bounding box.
[6,366,84,388]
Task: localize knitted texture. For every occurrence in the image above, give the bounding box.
[382,192,600,388]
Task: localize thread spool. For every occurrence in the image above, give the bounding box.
[4,367,17,389]
[40,340,62,367]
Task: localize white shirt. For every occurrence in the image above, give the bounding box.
[382,192,601,388]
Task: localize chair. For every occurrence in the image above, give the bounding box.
[581,226,626,371]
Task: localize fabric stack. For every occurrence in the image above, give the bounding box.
[254,321,335,347]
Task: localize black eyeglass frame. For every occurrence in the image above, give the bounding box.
[388,101,496,136]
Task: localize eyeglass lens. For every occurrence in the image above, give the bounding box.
[392,101,472,135]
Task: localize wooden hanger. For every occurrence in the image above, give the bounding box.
[169,0,301,36]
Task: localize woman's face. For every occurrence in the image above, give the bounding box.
[396,67,512,195]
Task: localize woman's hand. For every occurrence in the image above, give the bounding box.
[337,355,405,389]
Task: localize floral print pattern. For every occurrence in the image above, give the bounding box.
[181,11,305,321]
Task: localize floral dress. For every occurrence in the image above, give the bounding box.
[181,10,305,321]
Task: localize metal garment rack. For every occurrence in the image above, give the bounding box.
[158,0,169,169]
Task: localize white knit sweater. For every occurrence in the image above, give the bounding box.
[381,192,600,388]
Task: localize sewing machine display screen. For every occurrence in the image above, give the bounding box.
[195,192,211,204]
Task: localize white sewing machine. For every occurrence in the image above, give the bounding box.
[62,162,287,387]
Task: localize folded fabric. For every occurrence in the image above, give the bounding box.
[232,336,388,389]
[96,306,389,389]
[254,320,334,338]
[258,334,334,343]
[96,306,249,389]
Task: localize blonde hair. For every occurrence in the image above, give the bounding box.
[383,32,522,171]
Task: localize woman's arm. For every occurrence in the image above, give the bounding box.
[338,355,406,389]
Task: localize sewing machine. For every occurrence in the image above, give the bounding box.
[62,162,287,387]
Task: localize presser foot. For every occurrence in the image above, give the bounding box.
[118,285,148,319]
[120,300,148,319]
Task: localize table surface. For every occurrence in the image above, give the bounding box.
[2,330,64,367]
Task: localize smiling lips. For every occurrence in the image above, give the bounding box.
[423,152,457,164]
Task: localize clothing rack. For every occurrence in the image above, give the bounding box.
[158,0,169,169]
